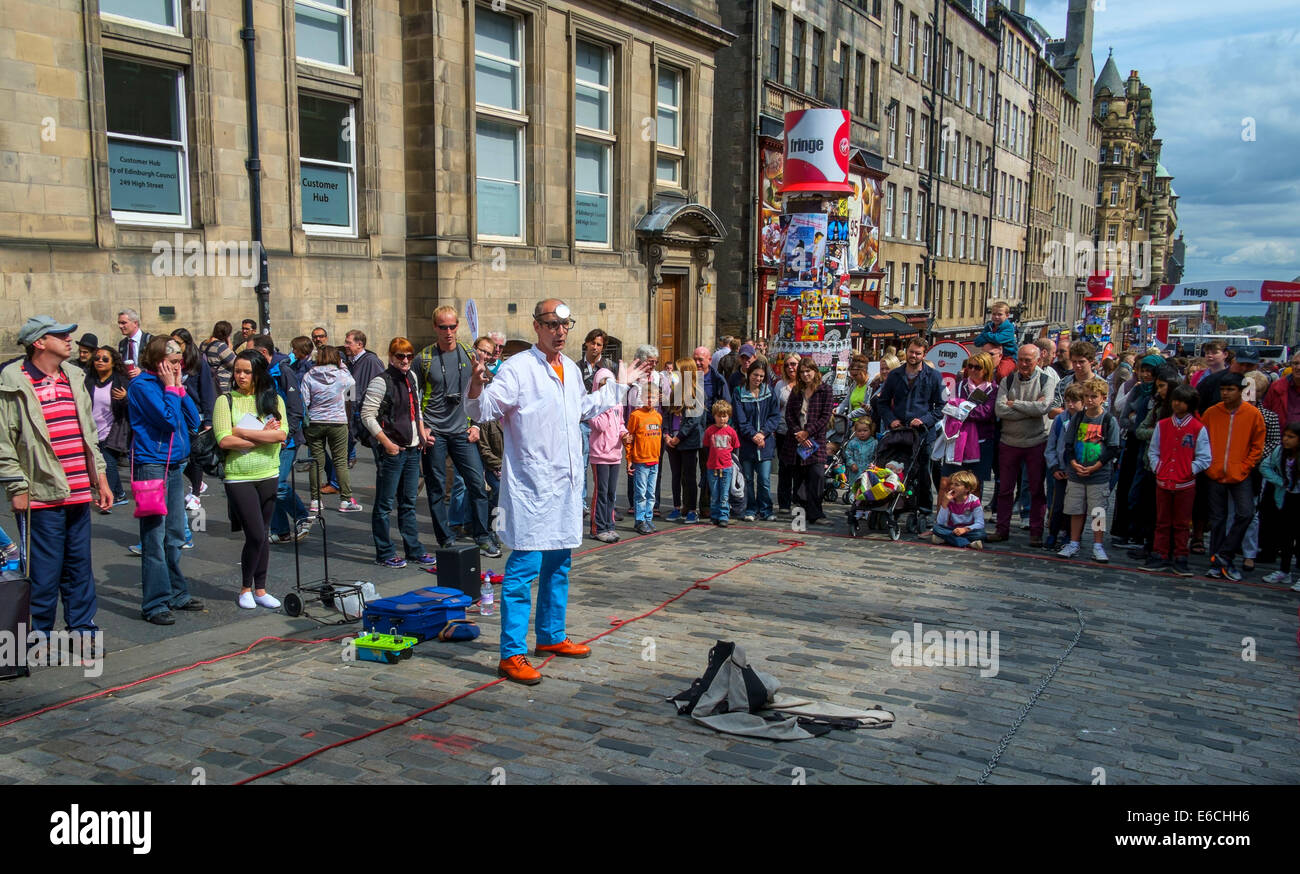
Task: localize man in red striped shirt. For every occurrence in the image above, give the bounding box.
[0,316,113,639]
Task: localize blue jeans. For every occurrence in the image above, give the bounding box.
[500,548,572,658]
[486,468,501,515]
[271,445,307,537]
[421,430,492,546]
[933,522,986,548]
[372,446,425,562]
[580,421,591,503]
[741,457,773,517]
[137,465,195,618]
[633,463,659,523]
[708,467,733,522]
[448,470,468,527]
[28,504,98,632]
[99,442,125,501]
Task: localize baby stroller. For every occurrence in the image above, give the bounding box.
[847,426,927,541]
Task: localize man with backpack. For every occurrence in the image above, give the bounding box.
[988,343,1058,545]
[252,335,309,543]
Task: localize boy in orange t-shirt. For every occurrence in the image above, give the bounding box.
[624,387,663,535]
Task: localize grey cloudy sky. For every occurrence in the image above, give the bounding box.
[1026,0,1300,310]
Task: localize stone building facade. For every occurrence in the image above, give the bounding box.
[710,0,887,340]
[1023,45,1060,334]
[984,3,1034,331]
[916,0,998,340]
[409,0,732,359]
[1094,53,1179,342]
[1,0,410,349]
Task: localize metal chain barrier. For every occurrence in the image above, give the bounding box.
[697,552,1088,784]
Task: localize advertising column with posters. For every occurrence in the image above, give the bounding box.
[768,109,856,395]
[1084,272,1114,348]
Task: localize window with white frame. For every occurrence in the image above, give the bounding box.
[947,208,956,257]
[949,137,957,179]
[967,212,975,258]
[967,58,974,109]
[976,64,984,117]
[943,40,951,93]
[884,261,894,301]
[979,217,987,260]
[904,108,914,164]
[475,7,527,240]
[892,3,902,65]
[934,208,942,257]
[887,107,897,160]
[656,64,685,186]
[900,264,909,306]
[295,0,352,70]
[105,56,190,226]
[962,136,970,186]
[955,49,963,99]
[921,24,931,84]
[915,192,924,241]
[901,188,911,239]
[1109,181,1119,206]
[938,133,947,179]
[575,40,614,245]
[299,93,356,236]
[918,114,928,171]
[1137,209,1146,230]
[907,14,917,75]
[791,18,805,92]
[912,263,920,306]
[885,183,896,236]
[101,0,181,32]
[958,212,966,259]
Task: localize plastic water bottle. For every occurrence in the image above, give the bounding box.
[479,579,495,616]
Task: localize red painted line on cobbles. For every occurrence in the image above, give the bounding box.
[0,634,353,729]
[3,522,1290,780]
[235,530,807,784]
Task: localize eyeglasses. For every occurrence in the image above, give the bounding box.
[538,318,576,331]
[312,334,327,341]
[436,324,459,331]
[393,353,414,361]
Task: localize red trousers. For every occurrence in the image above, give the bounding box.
[1154,485,1196,559]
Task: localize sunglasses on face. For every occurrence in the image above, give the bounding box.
[436,324,459,331]
[93,356,112,363]
[394,353,415,361]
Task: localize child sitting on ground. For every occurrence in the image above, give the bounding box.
[843,416,878,477]
[1059,377,1121,563]
[932,470,986,549]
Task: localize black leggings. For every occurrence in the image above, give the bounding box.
[1278,492,1300,573]
[225,476,277,591]
[792,462,826,522]
[666,446,698,514]
[775,434,796,510]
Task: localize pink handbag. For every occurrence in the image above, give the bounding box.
[131,436,174,518]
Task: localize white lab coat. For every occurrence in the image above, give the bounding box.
[467,345,629,551]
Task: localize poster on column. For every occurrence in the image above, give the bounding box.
[778,213,828,292]
[758,141,785,267]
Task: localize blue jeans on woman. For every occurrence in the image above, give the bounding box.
[98,442,125,502]
[271,445,308,537]
[740,458,773,517]
[137,465,196,619]
[372,446,425,562]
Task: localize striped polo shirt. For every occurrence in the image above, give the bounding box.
[24,361,92,508]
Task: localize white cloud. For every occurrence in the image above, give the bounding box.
[1220,240,1300,266]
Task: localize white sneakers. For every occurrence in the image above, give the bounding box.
[1057,541,1080,558]
[184,493,201,512]
[238,591,281,609]
[1092,543,1109,563]
[339,498,363,512]
[307,500,320,515]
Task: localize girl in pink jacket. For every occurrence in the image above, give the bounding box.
[587,369,626,542]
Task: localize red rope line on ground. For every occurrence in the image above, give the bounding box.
[0,634,351,729]
[235,533,806,784]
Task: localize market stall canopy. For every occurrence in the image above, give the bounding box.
[850,298,920,335]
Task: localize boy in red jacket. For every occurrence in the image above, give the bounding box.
[1146,384,1210,577]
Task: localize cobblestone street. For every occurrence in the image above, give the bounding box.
[2,464,1297,786]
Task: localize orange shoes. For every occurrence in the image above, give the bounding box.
[534,638,591,659]
[497,655,542,685]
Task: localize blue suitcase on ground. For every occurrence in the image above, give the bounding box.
[362,587,473,642]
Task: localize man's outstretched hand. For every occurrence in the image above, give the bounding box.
[616,358,654,386]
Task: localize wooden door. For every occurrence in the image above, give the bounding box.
[657,274,684,366]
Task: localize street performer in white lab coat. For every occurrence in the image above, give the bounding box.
[467,298,652,685]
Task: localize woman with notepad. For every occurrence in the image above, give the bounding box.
[213,350,288,610]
